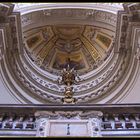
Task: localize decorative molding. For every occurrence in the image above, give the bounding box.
[0,3,140,104]
[35,110,103,137]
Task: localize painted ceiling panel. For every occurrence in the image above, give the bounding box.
[24,25,113,75]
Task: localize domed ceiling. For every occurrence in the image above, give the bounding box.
[17,6,117,103]
[24,25,113,75]
[4,3,140,104]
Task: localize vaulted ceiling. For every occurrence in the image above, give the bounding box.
[0,3,140,104]
[24,25,113,75]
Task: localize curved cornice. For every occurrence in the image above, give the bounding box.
[14,3,123,14]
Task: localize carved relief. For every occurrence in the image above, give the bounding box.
[36,118,49,137]
[20,56,117,95]
[21,14,32,25]
[94,10,117,26]
[35,111,102,137]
